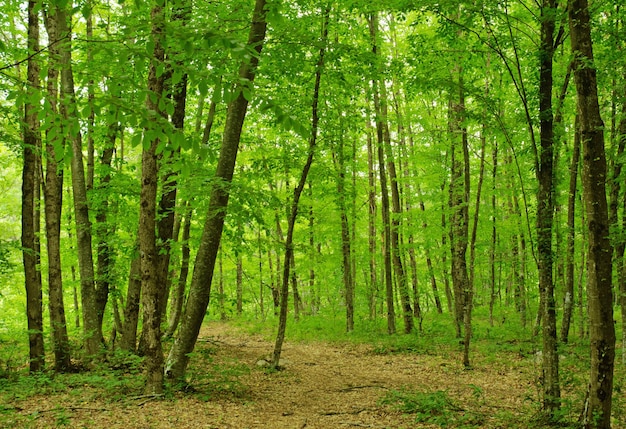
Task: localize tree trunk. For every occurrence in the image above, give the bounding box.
[165,0,269,380]
[120,242,141,352]
[140,1,167,395]
[489,142,498,326]
[369,13,396,335]
[165,202,192,338]
[366,119,378,320]
[334,127,354,332]
[272,8,329,368]
[155,0,190,325]
[57,4,103,357]
[42,6,71,372]
[448,68,470,342]
[569,0,616,426]
[94,130,116,333]
[537,0,560,414]
[560,120,580,343]
[23,0,45,373]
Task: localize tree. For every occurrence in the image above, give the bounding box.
[165,0,269,381]
[42,3,71,372]
[273,6,330,367]
[139,1,167,395]
[568,0,616,426]
[56,3,103,357]
[537,0,560,414]
[22,0,45,373]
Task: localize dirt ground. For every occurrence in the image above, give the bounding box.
[6,322,544,428]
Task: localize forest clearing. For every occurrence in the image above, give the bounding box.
[2,319,623,429]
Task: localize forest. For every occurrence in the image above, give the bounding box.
[0,0,625,427]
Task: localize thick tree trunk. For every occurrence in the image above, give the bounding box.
[537,0,560,414]
[569,0,616,426]
[165,0,269,380]
[23,0,45,373]
[140,2,167,395]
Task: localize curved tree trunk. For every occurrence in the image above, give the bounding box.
[272,8,329,368]
[165,0,269,381]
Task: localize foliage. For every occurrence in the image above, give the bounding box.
[380,388,483,427]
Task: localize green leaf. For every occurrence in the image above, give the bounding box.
[131,132,143,148]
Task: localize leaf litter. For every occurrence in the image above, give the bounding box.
[3,322,564,428]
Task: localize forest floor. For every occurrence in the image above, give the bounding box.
[2,321,584,428]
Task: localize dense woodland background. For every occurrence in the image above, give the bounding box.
[0,0,624,427]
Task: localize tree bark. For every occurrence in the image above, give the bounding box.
[448,69,470,342]
[42,5,71,372]
[569,0,616,426]
[57,4,103,357]
[369,13,396,335]
[23,0,45,373]
[165,0,269,380]
[272,8,329,368]
[560,120,580,343]
[333,126,354,332]
[140,0,169,394]
[165,202,192,338]
[537,0,560,414]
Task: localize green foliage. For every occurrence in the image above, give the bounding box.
[380,388,483,428]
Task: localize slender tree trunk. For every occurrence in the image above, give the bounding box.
[94,132,116,332]
[381,82,413,334]
[537,0,560,414]
[155,0,190,324]
[236,253,243,315]
[23,0,45,373]
[165,202,192,338]
[42,6,71,372]
[369,13,396,335]
[272,8,329,368]
[416,186,442,314]
[165,0,269,380]
[561,120,580,343]
[120,242,141,352]
[448,68,470,342]
[366,120,378,320]
[333,127,354,332]
[489,142,498,326]
[569,0,616,425]
[57,4,103,356]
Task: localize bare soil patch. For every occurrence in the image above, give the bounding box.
[5,322,543,428]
